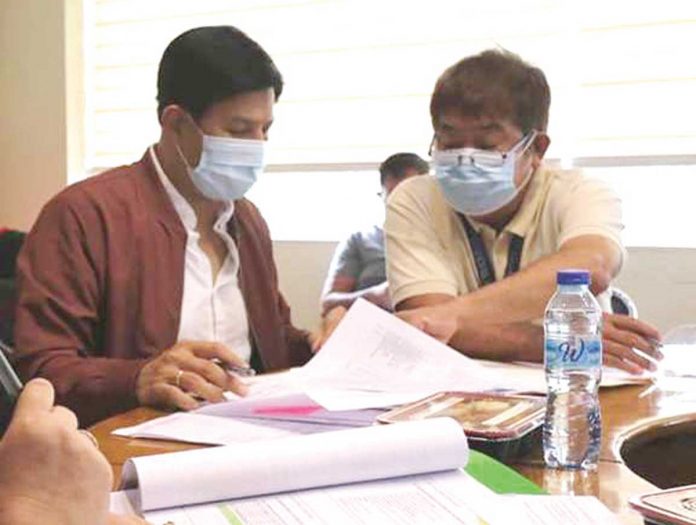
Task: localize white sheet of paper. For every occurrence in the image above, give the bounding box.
[121,417,469,512]
[509,495,622,524]
[475,359,651,394]
[112,412,306,445]
[225,369,304,399]
[141,473,620,525]
[659,343,696,378]
[143,470,511,525]
[296,299,505,410]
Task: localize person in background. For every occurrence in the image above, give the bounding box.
[387,49,662,372]
[14,26,340,426]
[0,379,145,525]
[320,153,429,315]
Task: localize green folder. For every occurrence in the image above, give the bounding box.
[465,450,546,495]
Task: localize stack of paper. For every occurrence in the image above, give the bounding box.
[294,299,512,410]
[111,418,620,524]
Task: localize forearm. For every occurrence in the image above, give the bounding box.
[449,321,544,362]
[453,236,620,325]
[396,294,543,360]
[321,289,368,313]
[321,282,388,315]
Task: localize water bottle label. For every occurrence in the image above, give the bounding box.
[545,335,601,368]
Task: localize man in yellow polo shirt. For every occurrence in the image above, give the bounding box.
[386,49,662,373]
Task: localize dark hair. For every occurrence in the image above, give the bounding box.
[430,49,550,133]
[379,153,430,186]
[157,26,283,119]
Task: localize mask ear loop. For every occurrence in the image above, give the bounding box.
[514,130,540,191]
[428,134,437,157]
[174,110,205,172]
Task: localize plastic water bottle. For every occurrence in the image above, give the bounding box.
[543,269,602,470]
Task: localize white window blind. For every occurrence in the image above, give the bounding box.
[86,0,696,170]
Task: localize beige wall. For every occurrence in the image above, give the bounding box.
[273,241,696,336]
[0,0,82,231]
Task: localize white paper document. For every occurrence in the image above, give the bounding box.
[475,359,651,394]
[142,470,507,525]
[222,369,304,401]
[111,415,619,525]
[112,482,621,525]
[198,391,383,427]
[510,495,622,524]
[121,417,469,512]
[113,412,304,445]
[296,299,506,410]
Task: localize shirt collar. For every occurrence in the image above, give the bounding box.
[149,145,234,233]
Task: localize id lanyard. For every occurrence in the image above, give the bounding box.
[460,216,524,287]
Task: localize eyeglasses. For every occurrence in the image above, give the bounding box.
[430,131,537,170]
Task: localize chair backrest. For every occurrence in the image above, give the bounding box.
[609,287,638,318]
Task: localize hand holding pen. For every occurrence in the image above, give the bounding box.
[135,341,250,412]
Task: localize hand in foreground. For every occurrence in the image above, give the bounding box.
[136,341,248,411]
[602,313,663,374]
[396,304,458,344]
[0,379,112,525]
[310,306,347,353]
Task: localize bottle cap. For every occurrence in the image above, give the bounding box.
[557,269,590,285]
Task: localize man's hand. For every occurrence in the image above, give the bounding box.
[136,341,248,411]
[602,313,663,374]
[0,379,113,525]
[310,306,347,353]
[396,303,458,344]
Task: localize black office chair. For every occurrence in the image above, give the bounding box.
[609,287,638,318]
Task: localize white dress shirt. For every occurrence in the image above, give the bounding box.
[149,146,252,363]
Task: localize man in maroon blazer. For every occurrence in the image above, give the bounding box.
[14,26,336,426]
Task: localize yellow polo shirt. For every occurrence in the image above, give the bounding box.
[384,166,625,308]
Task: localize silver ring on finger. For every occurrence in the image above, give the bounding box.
[175,369,184,389]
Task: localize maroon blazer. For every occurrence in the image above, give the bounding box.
[14,152,312,426]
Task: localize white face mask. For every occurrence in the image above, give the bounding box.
[433,131,536,216]
[178,132,266,201]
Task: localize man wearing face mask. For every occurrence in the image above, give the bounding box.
[13,26,330,426]
[320,153,429,316]
[386,49,663,373]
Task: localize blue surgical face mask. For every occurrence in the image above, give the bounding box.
[177,130,266,201]
[433,131,537,216]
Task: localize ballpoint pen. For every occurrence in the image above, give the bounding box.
[225,364,257,377]
[212,359,256,377]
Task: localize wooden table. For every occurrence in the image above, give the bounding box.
[91,382,696,524]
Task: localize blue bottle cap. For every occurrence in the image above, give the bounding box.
[557,269,591,285]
